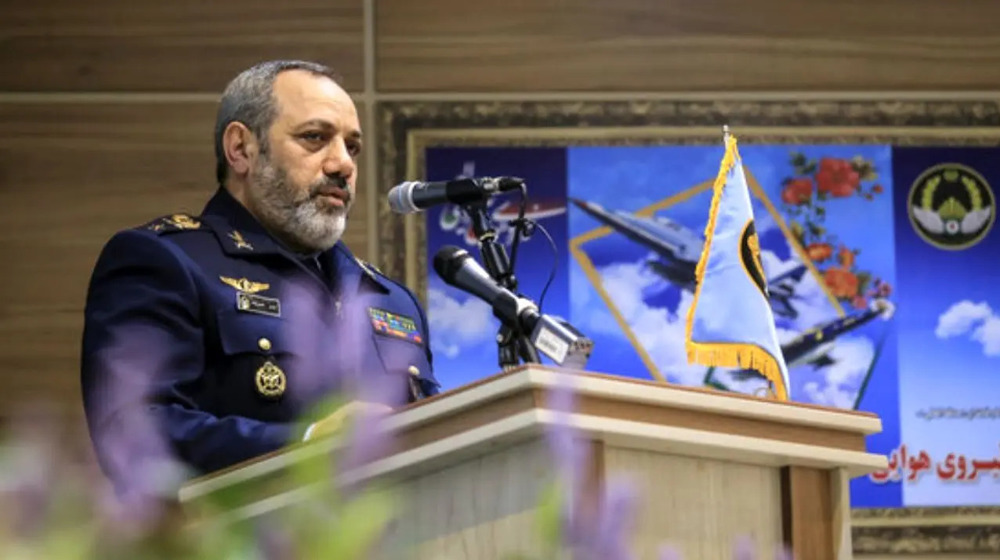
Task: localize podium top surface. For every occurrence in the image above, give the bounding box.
[400,365,881,431]
[180,366,886,502]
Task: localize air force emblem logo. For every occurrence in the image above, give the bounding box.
[909,163,994,250]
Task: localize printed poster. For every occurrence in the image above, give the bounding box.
[422,143,1000,508]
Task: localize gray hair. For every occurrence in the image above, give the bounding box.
[213,60,341,185]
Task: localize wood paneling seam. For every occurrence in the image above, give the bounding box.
[363,0,379,263]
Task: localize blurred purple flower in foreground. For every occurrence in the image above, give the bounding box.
[0,403,61,540]
[545,370,588,497]
[279,277,410,409]
[273,278,403,556]
[540,372,797,560]
[337,375,399,500]
[0,321,191,557]
[731,536,795,560]
[733,535,756,560]
[84,324,191,539]
[586,475,639,560]
[658,544,683,560]
[255,516,300,560]
[657,535,794,560]
[542,372,639,560]
[279,279,402,483]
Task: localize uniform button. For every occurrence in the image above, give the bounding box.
[408,365,420,376]
[258,338,272,351]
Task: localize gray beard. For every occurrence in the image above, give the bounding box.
[247,157,348,253]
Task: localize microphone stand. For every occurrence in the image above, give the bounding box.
[461,200,541,370]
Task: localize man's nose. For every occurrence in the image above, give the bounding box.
[323,139,356,179]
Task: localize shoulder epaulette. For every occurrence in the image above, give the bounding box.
[141,213,204,234]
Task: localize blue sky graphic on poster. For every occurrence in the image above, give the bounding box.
[423,147,570,392]
[891,147,1000,506]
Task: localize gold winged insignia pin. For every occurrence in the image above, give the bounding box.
[146,213,201,232]
[228,230,253,250]
[164,214,201,229]
[220,276,270,294]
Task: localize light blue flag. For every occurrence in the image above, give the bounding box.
[684,134,791,400]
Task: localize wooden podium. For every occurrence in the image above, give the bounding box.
[179,366,887,560]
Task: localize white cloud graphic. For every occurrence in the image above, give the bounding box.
[936,300,1000,357]
[427,288,496,359]
[936,300,992,337]
[801,336,875,409]
[974,317,1000,357]
[590,259,706,385]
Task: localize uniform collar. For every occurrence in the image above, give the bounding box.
[199,187,391,293]
[200,187,289,258]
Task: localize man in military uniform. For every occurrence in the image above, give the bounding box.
[80,60,439,492]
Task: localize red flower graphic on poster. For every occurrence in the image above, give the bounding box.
[780,153,893,309]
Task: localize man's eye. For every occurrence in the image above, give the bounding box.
[348,142,363,157]
[301,132,325,142]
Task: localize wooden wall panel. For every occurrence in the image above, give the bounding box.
[376,0,1000,92]
[0,0,364,92]
[0,99,370,423]
[0,102,216,423]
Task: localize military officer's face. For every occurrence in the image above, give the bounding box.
[245,70,362,252]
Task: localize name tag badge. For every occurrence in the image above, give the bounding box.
[369,307,422,344]
[237,292,281,317]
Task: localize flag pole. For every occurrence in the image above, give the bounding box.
[722,124,731,144]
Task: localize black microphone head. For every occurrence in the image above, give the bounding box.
[433,245,470,285]
[433,245,506,305]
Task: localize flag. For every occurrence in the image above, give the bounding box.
[684,134,791,400]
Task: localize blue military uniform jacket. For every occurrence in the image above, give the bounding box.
[81,187,438,484]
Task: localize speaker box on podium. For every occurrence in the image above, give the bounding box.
[178,366,886,560]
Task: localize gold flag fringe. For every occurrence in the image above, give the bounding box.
[683,134,789,401]
[686,342,787,401]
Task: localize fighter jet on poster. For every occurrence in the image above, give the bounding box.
[571,198,808,319]
[712,297,895,401]
[780,298,895,370]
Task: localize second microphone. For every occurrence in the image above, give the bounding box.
[433,245,594,369]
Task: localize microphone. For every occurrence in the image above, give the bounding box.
[388,177,524,215]
[433,245,594,369]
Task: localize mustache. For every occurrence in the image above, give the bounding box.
[309,176,351,202]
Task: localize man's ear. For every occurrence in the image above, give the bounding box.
[222,122,258,177]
